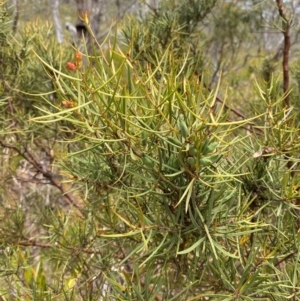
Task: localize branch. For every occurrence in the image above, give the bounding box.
[0,140,85,217]
[16,238,102,255]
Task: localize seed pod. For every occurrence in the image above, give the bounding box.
[167,154,180,169]
[202,140,218,155]
[188,147,197,156]
[199,157,212,167]
[141,132,148,146]
[207,154,220,163]
[206,142,218,153]
[172,157,180,170]
[178,119,189,139]
[167,137,182,148]
[143,156,154,167]
[186,156,196,166]
[167,155,174,168]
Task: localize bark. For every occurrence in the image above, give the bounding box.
[51,0,64,43]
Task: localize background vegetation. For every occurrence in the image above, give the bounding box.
[1,0,300,300]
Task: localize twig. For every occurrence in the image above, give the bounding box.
[16,239,102,255]
[274,249,297,268]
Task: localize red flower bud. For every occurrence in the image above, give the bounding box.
[66,62,76,71]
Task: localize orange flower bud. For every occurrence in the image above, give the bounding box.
[62,100,74,108]
[66,62,76,71]
[75,51,83,61]
[82,12,89,24]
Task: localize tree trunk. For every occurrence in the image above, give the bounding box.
[51,0,64,43]
[74,0,105,41]
[12,0,19,34]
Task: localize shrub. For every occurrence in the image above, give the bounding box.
[1,1,300,300]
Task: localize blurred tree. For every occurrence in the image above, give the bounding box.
[11,0,19,33]
[71,0,138,45]
[74,0,105,40]
[51,0,64,43]
[123,0,217,81]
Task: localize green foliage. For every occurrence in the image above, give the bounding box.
[0,3,18,92]
[24,26,300,301]
[0,5,78,298]
[122,0,217,76]
[2,1,300,300]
